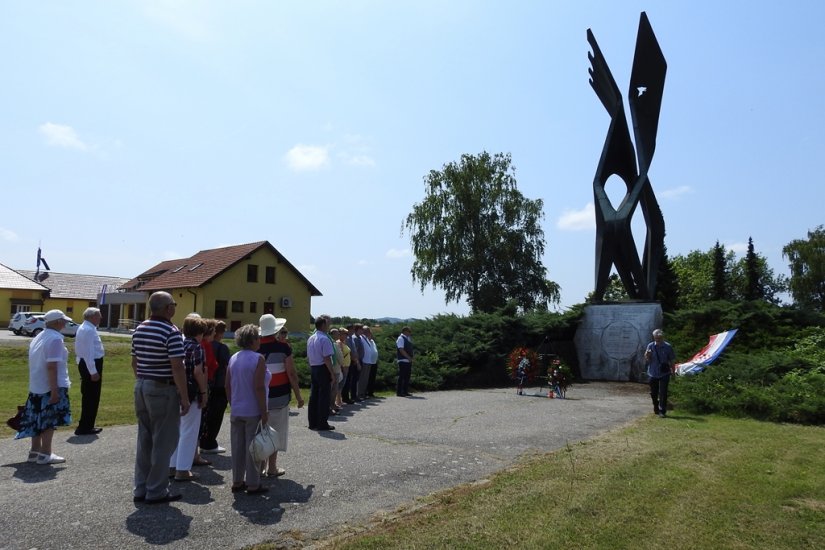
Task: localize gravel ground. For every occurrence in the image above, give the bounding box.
[0,379,649,549]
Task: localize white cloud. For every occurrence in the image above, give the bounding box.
[557,203,595,231]
[285,144,330,172]
[0,227,19,241]
[659,185,693,199]
[386,248,411,259]
[39,123,89,151]
[726,241,749,255]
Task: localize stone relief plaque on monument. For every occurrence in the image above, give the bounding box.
[575,303,661,381]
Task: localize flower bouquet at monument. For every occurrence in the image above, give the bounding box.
[548,359,573,398]
[507,347,539,394]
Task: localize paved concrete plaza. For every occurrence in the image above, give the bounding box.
[0,382,648,549]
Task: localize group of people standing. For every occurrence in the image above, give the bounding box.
[305,317,415,432]
[14,290,416,504]
[130,292,304,502]
[15,307,106,464]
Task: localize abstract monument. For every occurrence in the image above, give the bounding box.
[575,12,668,381]
[588,11,666,302]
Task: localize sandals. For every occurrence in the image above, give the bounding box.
[266,467,286,477]
[231,483,247,493]
[174,471,198,482]
[192,457,212,466]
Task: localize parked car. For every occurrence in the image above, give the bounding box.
[9,312,45,335]
[20,316,79,337]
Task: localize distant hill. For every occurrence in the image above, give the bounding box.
[375,317,419,324]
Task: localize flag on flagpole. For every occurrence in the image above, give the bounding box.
[35,247,50,281]
[100,284,108,306]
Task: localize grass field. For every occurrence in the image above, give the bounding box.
[1,337,141,437]
[309,415,825,550]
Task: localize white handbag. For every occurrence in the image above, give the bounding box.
[248,420,279,463]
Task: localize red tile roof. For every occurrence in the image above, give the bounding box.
[120,241,321,296]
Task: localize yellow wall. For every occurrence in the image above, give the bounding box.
[165,247,315,332]
[42,298,95,323]
[1,289,48,327]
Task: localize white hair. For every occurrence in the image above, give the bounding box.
[83,307,101,320]
[652,329,664,337]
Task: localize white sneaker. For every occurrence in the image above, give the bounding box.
[36,453,66,465]
[200,445,226,454]
[27,452,43,463]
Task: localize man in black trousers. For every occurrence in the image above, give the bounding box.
[74,307,105,436]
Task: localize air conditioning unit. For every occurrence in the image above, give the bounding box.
[280,296,293,308]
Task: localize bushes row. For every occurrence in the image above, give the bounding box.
[670,350,825,424]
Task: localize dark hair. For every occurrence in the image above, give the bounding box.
[314,317,327,330]
[183,317,208,338]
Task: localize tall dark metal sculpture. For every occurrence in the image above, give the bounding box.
[588,12,666,302]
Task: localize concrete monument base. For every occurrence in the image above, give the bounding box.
[574,303,662,382]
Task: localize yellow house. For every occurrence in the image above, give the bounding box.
[0,263,49,327]
[120,241,321,332]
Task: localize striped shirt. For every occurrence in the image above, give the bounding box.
[131,317,185,380]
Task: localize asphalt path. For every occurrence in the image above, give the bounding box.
[0,349,649,549]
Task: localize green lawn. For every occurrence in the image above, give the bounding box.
[1,338,141,436]
[307,415,825,550]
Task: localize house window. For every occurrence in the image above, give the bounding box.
[263,302,275,315]
[215,300,227,318]
[247,264,258,283]
[265,266,276,284]
[66,306,73,313]
[231,301,244,313]
[250,302,257,313]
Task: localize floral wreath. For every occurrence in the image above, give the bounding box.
[548,358,573,391]
[507,347,540,383]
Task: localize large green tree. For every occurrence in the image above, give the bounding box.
[674,241,786,308]
[783,226,825,311]
[729,237,786,304]
[711,240,730,300]
[404,151,559,313]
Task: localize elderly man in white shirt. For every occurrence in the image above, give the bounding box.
[357,327,378,400]
[74,307,105,436]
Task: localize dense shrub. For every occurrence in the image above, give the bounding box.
[670,349,825,424]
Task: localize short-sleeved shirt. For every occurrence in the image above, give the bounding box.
[646,340,675,379]
[396,334,413,363]
[28,327,70,394]
[183,337,205,381]
[307,330,334,366]
[259,337,293,398]
[131,317,185,380]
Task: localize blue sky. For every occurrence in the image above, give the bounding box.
[1,1,823,319]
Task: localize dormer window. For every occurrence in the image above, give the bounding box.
[171,264,187,273]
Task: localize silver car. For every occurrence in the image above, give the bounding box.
[9,312,45,335]
[21,316,79,337]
